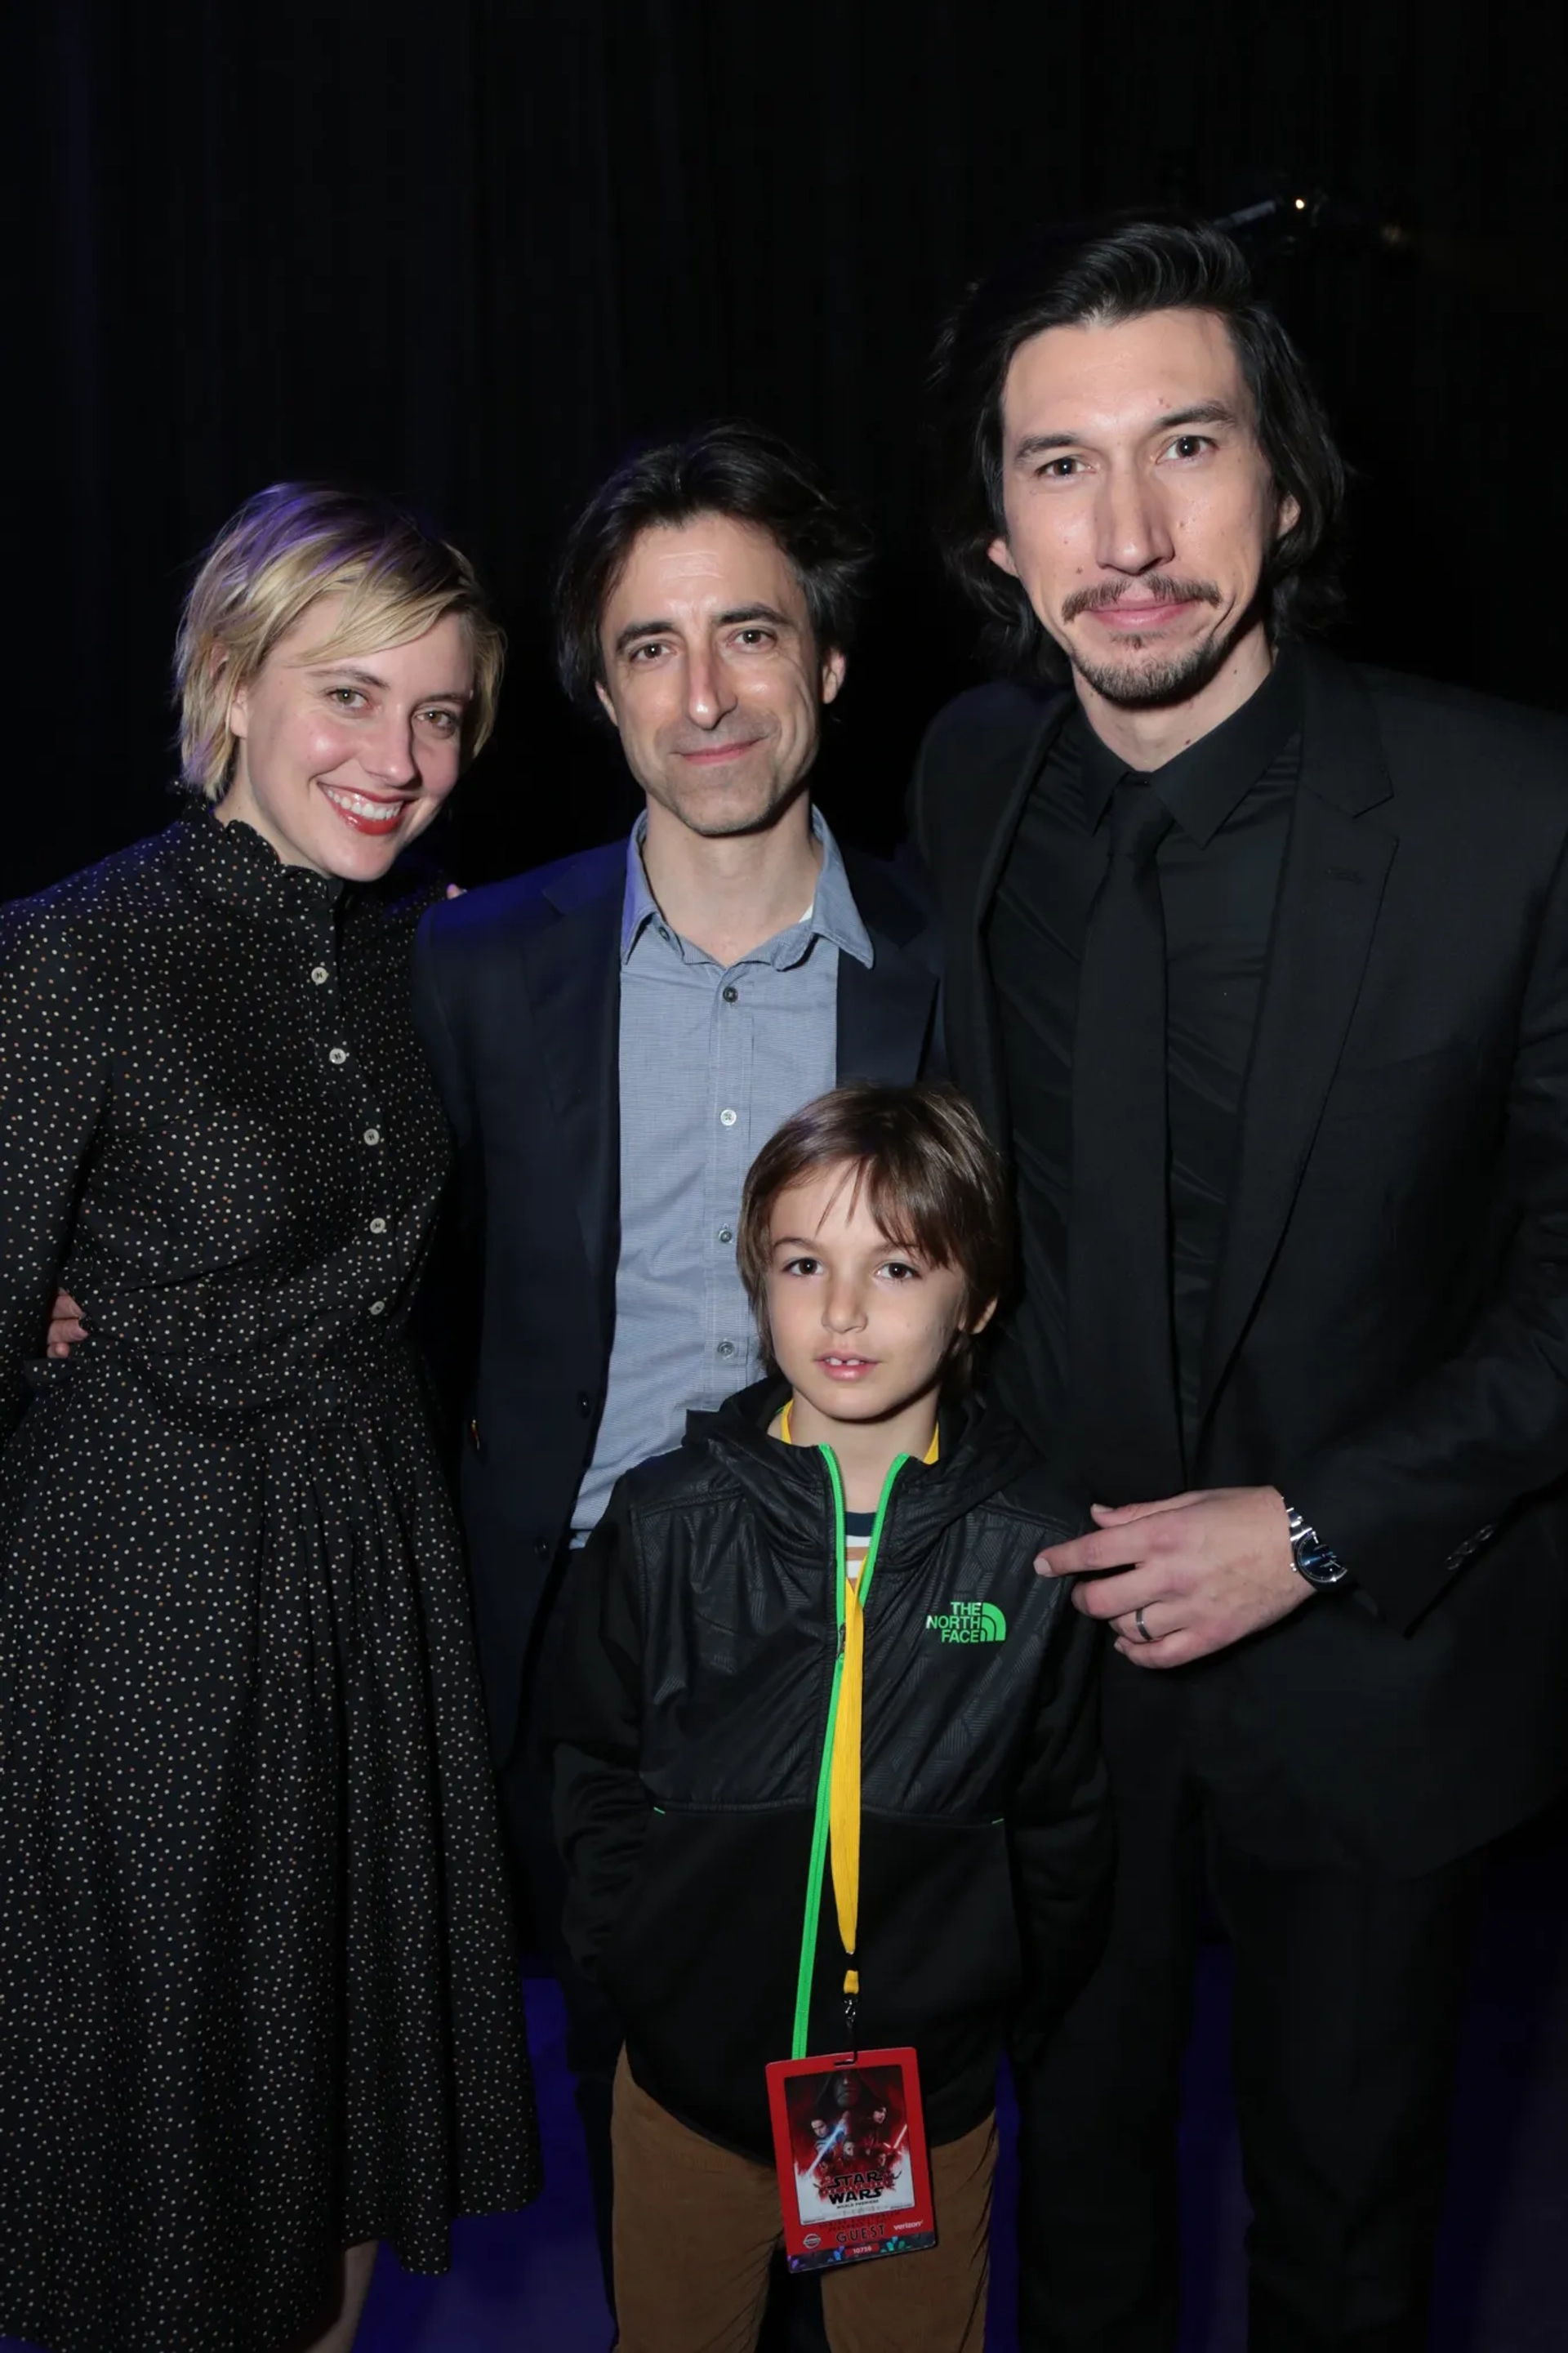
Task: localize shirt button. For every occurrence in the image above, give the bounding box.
[328,1046,349,1066]
[717,1227,733,1246]
[717,1339,736,1358]
[719,1107,737,1128]
[368,1216,387,1235]
[310,965,330,986]
[577,1391,594,1417]
[368,1299,386,1317]
[363,1128,381,1147]
[723,984,738,1003]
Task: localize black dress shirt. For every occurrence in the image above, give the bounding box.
[988,647,1305,1472]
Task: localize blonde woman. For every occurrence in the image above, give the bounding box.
[0,486,539,2353]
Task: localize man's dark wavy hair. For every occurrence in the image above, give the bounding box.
[553,421,874,716]
[929,213,1347,681]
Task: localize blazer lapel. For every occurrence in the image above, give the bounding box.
[1198,653,1396,1419]
[835,928,938,1084]
[519,859,623,1340]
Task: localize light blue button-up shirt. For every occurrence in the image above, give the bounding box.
[570,809,873,1536]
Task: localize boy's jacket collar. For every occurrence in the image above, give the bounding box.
[682,1377,1041,1565]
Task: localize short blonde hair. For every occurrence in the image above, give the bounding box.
[174,482,506,800]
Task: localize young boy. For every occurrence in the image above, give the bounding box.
[550,1083,1112,2353]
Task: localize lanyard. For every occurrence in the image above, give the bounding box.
[780,1401,938,2058]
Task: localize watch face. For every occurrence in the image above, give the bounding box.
[1298,1545,1348,1588]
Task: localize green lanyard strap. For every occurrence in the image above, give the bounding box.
[789,1442,905,2061]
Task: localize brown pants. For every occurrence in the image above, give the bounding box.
[611,2051,995,2353]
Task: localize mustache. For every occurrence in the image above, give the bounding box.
[1061,576,1223,624]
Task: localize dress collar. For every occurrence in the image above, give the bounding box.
[176,804,346,917]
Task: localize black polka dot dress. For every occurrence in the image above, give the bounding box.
[0,812,541,2353]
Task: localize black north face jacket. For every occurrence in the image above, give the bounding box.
[550,1379,1114,2161]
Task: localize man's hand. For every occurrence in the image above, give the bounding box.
[1036,1486,1308,1667]
[46,1291,86,1359]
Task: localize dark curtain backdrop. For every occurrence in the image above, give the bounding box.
[11,1,1566,898]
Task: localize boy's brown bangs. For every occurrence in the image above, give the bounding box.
[854,1153,961,1270]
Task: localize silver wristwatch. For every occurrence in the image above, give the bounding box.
[1283,1503,1349,1589]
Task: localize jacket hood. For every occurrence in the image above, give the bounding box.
[683,1376,1045,1570]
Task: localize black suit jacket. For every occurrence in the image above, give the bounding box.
[912,644,1568,1874]
[412,835,942,1760]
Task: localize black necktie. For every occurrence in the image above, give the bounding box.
[1067,778,1184,1503]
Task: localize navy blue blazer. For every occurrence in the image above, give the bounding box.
[412,835,942,1759]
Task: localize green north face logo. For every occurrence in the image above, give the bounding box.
[925,1600,1007,1644]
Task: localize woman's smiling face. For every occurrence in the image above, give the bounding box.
[219,601,474,880]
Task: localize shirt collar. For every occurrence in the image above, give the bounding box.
[1073,639,1304,846]
[620,804,874,970]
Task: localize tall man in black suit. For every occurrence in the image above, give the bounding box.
[410,425,940,2318]
[915,216,1568,2351]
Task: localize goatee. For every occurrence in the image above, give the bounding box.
[1064,584,1260,711]
[1071,631,1237,710]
